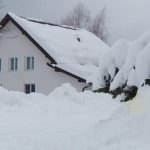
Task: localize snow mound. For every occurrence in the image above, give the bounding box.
[55,86,150,150]
[0,84,122,150]
[0,84,150,149]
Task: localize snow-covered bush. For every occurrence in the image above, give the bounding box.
[89,30,150,102]
[89,39,130,92]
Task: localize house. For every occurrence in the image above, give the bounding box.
[0,13,109,94]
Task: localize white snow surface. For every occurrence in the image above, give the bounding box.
[90,30,150,90]
[88,39,130,90]
[8,13,109,79]
[0,83,150,149]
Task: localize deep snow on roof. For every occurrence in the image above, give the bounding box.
[8,13,109,79]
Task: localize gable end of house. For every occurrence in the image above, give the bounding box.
[0,14,57,64]
[0,13,87,83]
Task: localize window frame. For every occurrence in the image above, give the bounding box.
[0,58,2,72]
[24,84,35,94]
[24,56,34,71]
[9,57,18,71]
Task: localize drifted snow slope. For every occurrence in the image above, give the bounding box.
[0,84,150,149]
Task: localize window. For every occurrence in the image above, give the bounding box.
[25,57,34,70]
[10,57,18,71]
[24,84,35,94]
[0,59,1,71]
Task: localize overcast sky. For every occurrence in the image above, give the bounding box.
[2,0,150,44]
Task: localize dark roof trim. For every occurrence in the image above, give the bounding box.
[0,14,57,64]
[25,18,77,30]
[47,63,86,83]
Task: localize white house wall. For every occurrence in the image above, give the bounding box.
[0,21,86,94]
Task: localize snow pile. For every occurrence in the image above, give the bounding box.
[0,83,121,150]
[58,86,150,150]
[7,13,109,79]
[0,84,150,149]
[89,30,150,92]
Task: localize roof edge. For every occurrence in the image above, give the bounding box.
[47,63,86,83]
[0,13,57,64]
[0,13,87,83]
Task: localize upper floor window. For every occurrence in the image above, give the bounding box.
[10,57,18,71]
[25,57,34,70]
[0,59,1,72]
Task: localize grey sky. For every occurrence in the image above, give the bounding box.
[2,0,150,44]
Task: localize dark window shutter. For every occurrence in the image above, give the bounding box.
[11,58,14,70]
[25,84,30,94]
[15,58,18,70]
[27,57,30,69]
[0,59,1,71]
[31,84,35,92]
[32,57,34,69]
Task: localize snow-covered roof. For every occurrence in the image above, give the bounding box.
[5,13,109,80]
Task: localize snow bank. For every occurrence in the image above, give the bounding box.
[0,84,150,149]
[0,84,122,150]
[55,86,150,150]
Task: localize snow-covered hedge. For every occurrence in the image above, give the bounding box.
[88,30,150,101]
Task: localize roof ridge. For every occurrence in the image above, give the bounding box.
[8,12,77,31]
[19,16,77,31]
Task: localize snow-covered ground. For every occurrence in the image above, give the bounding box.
[0,83,150,150]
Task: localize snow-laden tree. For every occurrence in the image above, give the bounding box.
[61,2,108,43]
[89,30,150,102]
[89,8,107,42]
[61,2,91,30]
